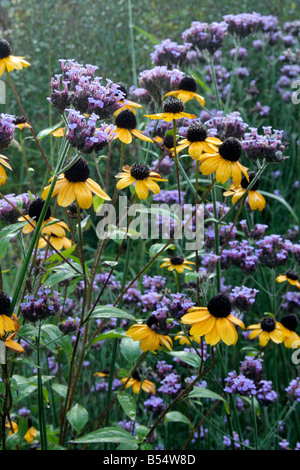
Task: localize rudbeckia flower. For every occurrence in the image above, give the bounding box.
[280,314,300,348]
[163,75,205,105]
[114,82,143,116]
[121,371,156,394]
[50,127,65,138]
[181,294,245,346]
[18,197,69,237]
[0,38,30,76]
[2,314,24,354]
[42,157,111,209]
[276,270,300,289]
[94,369,109,378]
[223,171,266,211]
[199,137,249,186]
[0,154,12,186]
[160,255,195,274]
[172,122,222,159]
[112,109,153,144]
[0,291,17,336]
[145,96,196,122]
[38,233,72,251]
[247,316,287,347]
[126,315,173,352]
[13,116,31,130]
[174,330,201,345]
[116,163,167,200]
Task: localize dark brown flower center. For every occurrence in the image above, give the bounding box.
[163,96,184,114]
[285,270,299,281]
[241,171,260,190]
[130,163,150,180]
[0,39,12,59]
[0,290,11,316]
[207,293,232,318]
[186,122,208,143]
[116,82,128,99]
[179,75,197,93]
[115,109,136,130]
[261,317,276,332]
[64,157,90,182]
[218,137,242,162]
[28,197,52,222]
[281,314,298,332]
[170,256,184,265]
[132,370,141,381]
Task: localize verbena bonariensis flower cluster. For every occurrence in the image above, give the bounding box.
[0,6,298,452]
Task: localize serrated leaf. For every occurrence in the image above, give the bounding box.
[90,306,136,321]
[67,404,89,433]
[120,337,141,364]
[52,383,68,399]
[187,386,229,414]
[167,351,201,369]
[89,328,127,345]
[164,411,192,427]
[117,392,136,420]
[73,427,136,444]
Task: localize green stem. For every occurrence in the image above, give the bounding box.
[173,119,181,205]
[252,395,259,449]
[37,322,47,450]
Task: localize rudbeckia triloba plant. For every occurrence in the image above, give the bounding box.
[0,38,30,76]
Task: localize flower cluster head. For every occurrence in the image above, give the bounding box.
[144,395,165,414]
[139,66,184,104]
[223,12,263,38]
[240,355,263,382]
[255,234,290,268]
[242,126,288,164]
[158,372,181,396]
[229,286,259,312]
[66,109,114,154]
[0,113,15,150]
[150,39,192,68]
[182,21,228,55]
[0,192,31,224]
[224,371,257,396]
[20,288,60,323]
[206,111,248,140]
[285,378,300,402]
[58,316,80,335]
[256,380,278,406]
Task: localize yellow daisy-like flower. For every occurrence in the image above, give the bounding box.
[199,136,248,187]
[145,96,196,122]
[50,127,65,138]
[0,291,18,337]
[126,315,173,352]
[280,314,300,348]
[276,270,300,289]
[112,109,153,144]
[42,157,111,209]
[114,82,143,116]
[116,164,167,200]
[223,171,266,211]
[0,154,12,187]
[94,369,110,378]
[247,316,288,347]
[18,197,69,237]
[172,122,222,159]
[0,38,30,76]
[13,116,31,130]
[163,75,205,106]
[160,255,195,274]
[38,233,72,251]
[121,371,156,394]
[181,294,245,346]
[2,314,24,354]
[174,330,201,345]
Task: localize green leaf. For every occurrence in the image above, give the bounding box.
[135,425,150,441]
[120,337,141,364]
[187,386,229,414]
[89,328,127,345]
[133,25,159,44]
[149,243,175,257]
[167,351,201,369]
[41,324,73,359]
[52,383,68,399]
[73,427,136,444]
[36,121,63,140]
[260,191,299,222]
[90,306,136,321]
[67,404,89,433]
[117,392,136,420]
[164,411,192,428]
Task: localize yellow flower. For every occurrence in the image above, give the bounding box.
[276,271,300,289]
[199,137,248,186]
[6,421,37,444]
[126,315,173,352]
[223,171,266,211]
[121,371,156,394]
[0,154,12,186]
[0,291,18,337]
[50,127,65,137]
[163,75,205,105]
[247,316,288,347]
[181,294,245,346]
[42,157,110,209]
[0,38,30,76]
[38,233,72,251]
[145,96,196,122]
[13,116,31,130]
[114,82,143,116]
[172,122,222,159]
[174,330,201,345]
[160,256,195,274]
[94,369,110,378]
[116,164,167,200]
[113,109,153,144]
[1,313,25,354]
[280,314,300,348]
[18,197,69,237]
